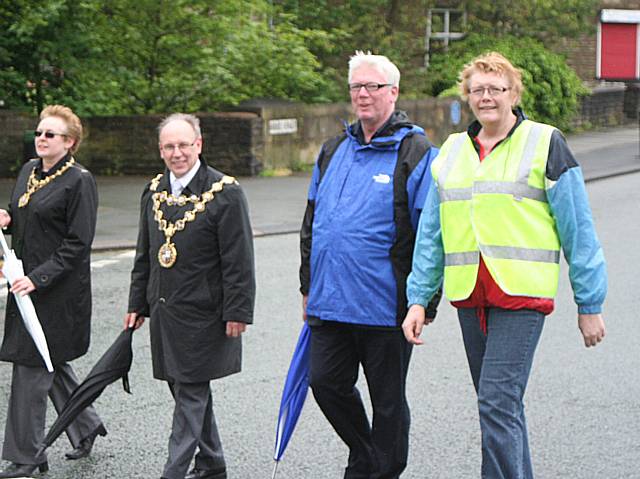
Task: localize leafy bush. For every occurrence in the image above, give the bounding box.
[427,33,589,131]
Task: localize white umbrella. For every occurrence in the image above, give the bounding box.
[0,231,54,372]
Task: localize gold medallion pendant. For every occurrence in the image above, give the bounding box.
[158,241,177,268]
[150,174,237,268]
[19,158,76,208]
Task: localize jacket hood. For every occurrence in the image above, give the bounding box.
[348,110,423,145]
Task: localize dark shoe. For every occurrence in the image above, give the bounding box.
[0,461,48,478]
[185,466,227,479]
[65,424,107,460]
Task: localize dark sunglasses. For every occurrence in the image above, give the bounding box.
[34,130,66,139]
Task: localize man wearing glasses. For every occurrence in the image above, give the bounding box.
[300,51,441,478]
[124,113,255,479]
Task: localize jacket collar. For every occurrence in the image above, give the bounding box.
[348,110,420,146]
[467,107,527,146]
[35,152,72,179]
[159,158,209,196]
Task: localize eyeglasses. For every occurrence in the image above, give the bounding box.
[348,83,392,93]
[34,130,66,139]
[469,86,511,98]
[160,142,196,154]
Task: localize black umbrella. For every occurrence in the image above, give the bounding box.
[37,328,134,455]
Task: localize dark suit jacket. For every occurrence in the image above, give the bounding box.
[0,155,97,366]
[128,160,255,382]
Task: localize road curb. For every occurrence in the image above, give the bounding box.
[90,167,639,253]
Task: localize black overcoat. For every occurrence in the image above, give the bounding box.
[128,161,255,383]
[0,156,98,367]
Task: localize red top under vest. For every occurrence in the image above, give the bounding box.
[451,137,554,332]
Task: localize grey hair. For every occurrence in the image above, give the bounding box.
[348,51,401,87]
[158,113,202,138]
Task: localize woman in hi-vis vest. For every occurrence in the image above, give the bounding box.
[403,52,606,478]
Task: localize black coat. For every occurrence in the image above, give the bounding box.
[0,156,98,367]
[128,161,255,383]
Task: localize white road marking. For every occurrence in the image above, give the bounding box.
[0,251,135,299]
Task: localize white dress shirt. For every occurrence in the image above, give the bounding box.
[169,160,200,196]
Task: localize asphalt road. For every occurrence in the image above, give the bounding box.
[0,171,637,478]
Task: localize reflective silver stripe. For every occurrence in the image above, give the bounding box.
[438,134,469,201]
[473,181,547,202]
[445,251,479,266]
[440,187,472,202]
[480,244,560,263]
[517,122,545,183]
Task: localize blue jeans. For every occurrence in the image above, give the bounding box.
[458,308,545,479]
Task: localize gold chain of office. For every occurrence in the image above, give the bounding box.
[149,173,237,268]
[18,158,76,208]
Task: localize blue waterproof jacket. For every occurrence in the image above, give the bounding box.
[300,111,441,327]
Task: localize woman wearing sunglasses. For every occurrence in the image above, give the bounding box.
[0,105,106,478]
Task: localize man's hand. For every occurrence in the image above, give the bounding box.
[0,209,11,229]
[302,295,308,322]
[226,321,247,338]
[10,276,35,296]
[402,304,433,345]
[578,313,606,348]
[124,312,145,330]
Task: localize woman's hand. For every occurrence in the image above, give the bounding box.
[10,276,35,296]
[0,209,11,229]
[578,313,606,347]
[402,304,430,345]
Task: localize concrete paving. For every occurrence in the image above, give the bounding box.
[0,171,636,478]
[0,124,637,251]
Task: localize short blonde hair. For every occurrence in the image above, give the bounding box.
[40,105,84,153]
[459,52,523,105]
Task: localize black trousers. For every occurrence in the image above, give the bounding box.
[309,321,412,479]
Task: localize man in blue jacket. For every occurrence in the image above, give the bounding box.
[299,51,441,478]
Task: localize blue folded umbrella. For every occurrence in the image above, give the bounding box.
[272,322,311,478]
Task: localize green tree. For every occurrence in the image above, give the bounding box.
[428,34,588,131]
[1,0,336,114]
[0,0,100,113]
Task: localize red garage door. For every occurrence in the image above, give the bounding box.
[599,23,638,79]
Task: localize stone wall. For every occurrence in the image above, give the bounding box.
[0,112,263,177]
[0,87,634,178]
[239,97,473,170]
[81,112,263,176]
[571,83,632,130]
[0,111,36,177]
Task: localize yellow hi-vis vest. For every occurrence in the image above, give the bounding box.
[432,120,561,301]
